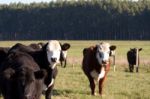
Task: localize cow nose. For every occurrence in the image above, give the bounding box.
[51,58,57,62]
[102,60,107,64]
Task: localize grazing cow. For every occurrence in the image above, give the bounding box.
[8,40,70,99]
[59,43,71,68]
[0,51,46,99]
[82,42,116,95]
[127,48,142,72]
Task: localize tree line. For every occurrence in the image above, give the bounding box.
[0,0,150,40]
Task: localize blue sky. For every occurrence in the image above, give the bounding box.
[0,0,55,4]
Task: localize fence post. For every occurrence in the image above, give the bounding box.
[136,48,139,72]
[113,55,116,72]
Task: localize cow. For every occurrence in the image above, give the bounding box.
[8,42,70,68]
[0,51,46,99]
[127,48,142,72]
[59,43,71,68]
[8,40,70,99]
[82,42,116,96]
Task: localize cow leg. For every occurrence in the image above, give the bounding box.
[45,85,54,99]
[45,68,57,99]
[61,59,67,68]
[136,66,139,72]
[129,64,132,72]
[129,64,133,72]
[60,61,63,67]
[98,76,106,95]
[88,76,95,95]
[64,59,67,68]
[132,65,135,72]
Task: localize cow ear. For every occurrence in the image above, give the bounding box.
[42,42,48,50]
[139,48,142,51]
[38,42,45,48]
[110,45,116,50]
[34,69,47,79]
[61,43,71,51]
[3,68,15,79]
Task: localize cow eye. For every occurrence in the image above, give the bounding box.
[99,52,102,58]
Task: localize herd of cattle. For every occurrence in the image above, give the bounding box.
[0,40,142,99]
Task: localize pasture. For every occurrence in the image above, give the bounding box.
[0,40,150,99]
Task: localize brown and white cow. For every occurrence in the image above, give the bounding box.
[82,42,116,95]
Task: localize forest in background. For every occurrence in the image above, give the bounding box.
[0,0,150,40]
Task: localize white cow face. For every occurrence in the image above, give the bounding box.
[46,40,61,69]
[96,42,116,66]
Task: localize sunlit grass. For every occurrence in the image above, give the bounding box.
[50,64,150,99]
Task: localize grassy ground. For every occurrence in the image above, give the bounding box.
[0,40,150,99]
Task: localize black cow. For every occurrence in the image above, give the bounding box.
[127,48,142,72]
[0,51,46,99]
[8,40,70,99]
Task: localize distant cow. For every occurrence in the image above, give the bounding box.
[127,48,142,72]
[8,40,70,99]
[59,43,71,68]
[82,42,116,95]
[0,51,46,99]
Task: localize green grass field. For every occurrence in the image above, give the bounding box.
[0,40,150,99]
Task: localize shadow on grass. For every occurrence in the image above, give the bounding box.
[53,89,73,96]
[124,68,136,73]
[124,68,130,72]
[49,89,90,96]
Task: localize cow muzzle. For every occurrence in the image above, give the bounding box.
[24,95,35,99]
[51,58,57,62]
[102,60,109,67]
[102,60,109,65]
